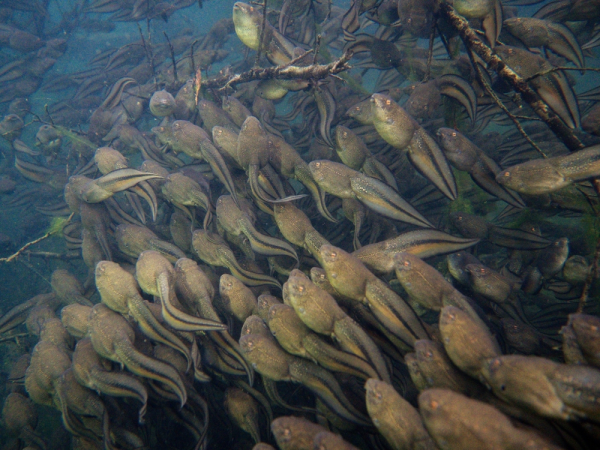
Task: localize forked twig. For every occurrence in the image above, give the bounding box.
[207,50,353,93]
[0,213,74,263]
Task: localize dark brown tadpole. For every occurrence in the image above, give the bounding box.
[336,125,397,190]
[309,159,433,228]
[88,304,187,407]
[135,250,227,333]
[353,229,479,275]
[192,229,281,289]
[394,252,463,311]
[224,387,261,443]
[439,306,501,382]
[51,269,92,306]
[413,339,484,396]
[169,120,239,204]
[162,172,212,229]
[495,45,580,129]
[73,338,148,424]
[217,194,298,262]
[149,89,176,117]
[115,223,186,263]
[366,379,436,450]
[568,313,600,368]
[370,94,457,200]
[481,354,600,422]
[437,128,525,208]
[2,392,47,450]
[419,388,562,450]
[319,244,429,351]
[25,340,71,407]
[95,259,194,370]
[271,416,328,450]
[219,273,258,322]
[284,269,390,382]
[61,304,91,339]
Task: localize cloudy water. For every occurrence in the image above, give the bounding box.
[0,0,599,448]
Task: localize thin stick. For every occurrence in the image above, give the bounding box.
[438,2,584,152]
[138,23,156,88]
[190,38,200,75]
[313,35,322,65]
[255,0,268,66]
[0,333,29,344]
[423,16,437,82]
[18,259,52,286]
[280,49,314,69]
[467,49,547,158]
[524,66,600,82]
[0,213,74,263]
[163,31,178,83]
[577,239,600,314]
[513,115,542,121]
[44,104,55,127]
[194,68,202,106]
[438,1,600,196]
[23,251,80,259]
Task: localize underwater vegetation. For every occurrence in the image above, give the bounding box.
[0,0,600,448]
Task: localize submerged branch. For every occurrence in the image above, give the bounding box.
[0,213,74,263]
[0,333,29,344]
[205,50,353,92]
[467,49,547,158]
[163,31,178,83]
[423,15,437,82]
[524,66,600,82]
[23,251,81,259]
[438,2,584,153]
[255,0,268,66]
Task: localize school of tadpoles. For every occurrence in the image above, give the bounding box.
[1,0,600,449]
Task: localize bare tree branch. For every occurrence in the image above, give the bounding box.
[204,50,353,92]
[437,2,585,153]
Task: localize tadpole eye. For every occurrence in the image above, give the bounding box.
[385,99,391,105]
[500,384,506,391]
[504,171,510,177]
[452,132,457,137]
